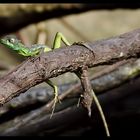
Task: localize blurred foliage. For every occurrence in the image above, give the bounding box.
[0,4,81,17]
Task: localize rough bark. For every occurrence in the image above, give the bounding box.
[0,28,140,105]
[0,58,138,116]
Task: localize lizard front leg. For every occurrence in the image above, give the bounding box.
[45,32,71,118]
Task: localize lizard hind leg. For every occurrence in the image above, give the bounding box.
[46,79,61,118]
[52,32,71,50]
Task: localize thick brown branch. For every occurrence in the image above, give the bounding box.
[0,58,138,117]
[0,28,140,105]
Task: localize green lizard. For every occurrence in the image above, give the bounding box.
[0,32,71,116]
[0,32,110,136]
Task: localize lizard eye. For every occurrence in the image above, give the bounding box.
[9,38,15,43]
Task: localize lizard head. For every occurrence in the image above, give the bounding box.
[0,35,23,51]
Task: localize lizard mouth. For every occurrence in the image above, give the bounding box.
[0,39,14,49]
[0,39,5,44]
